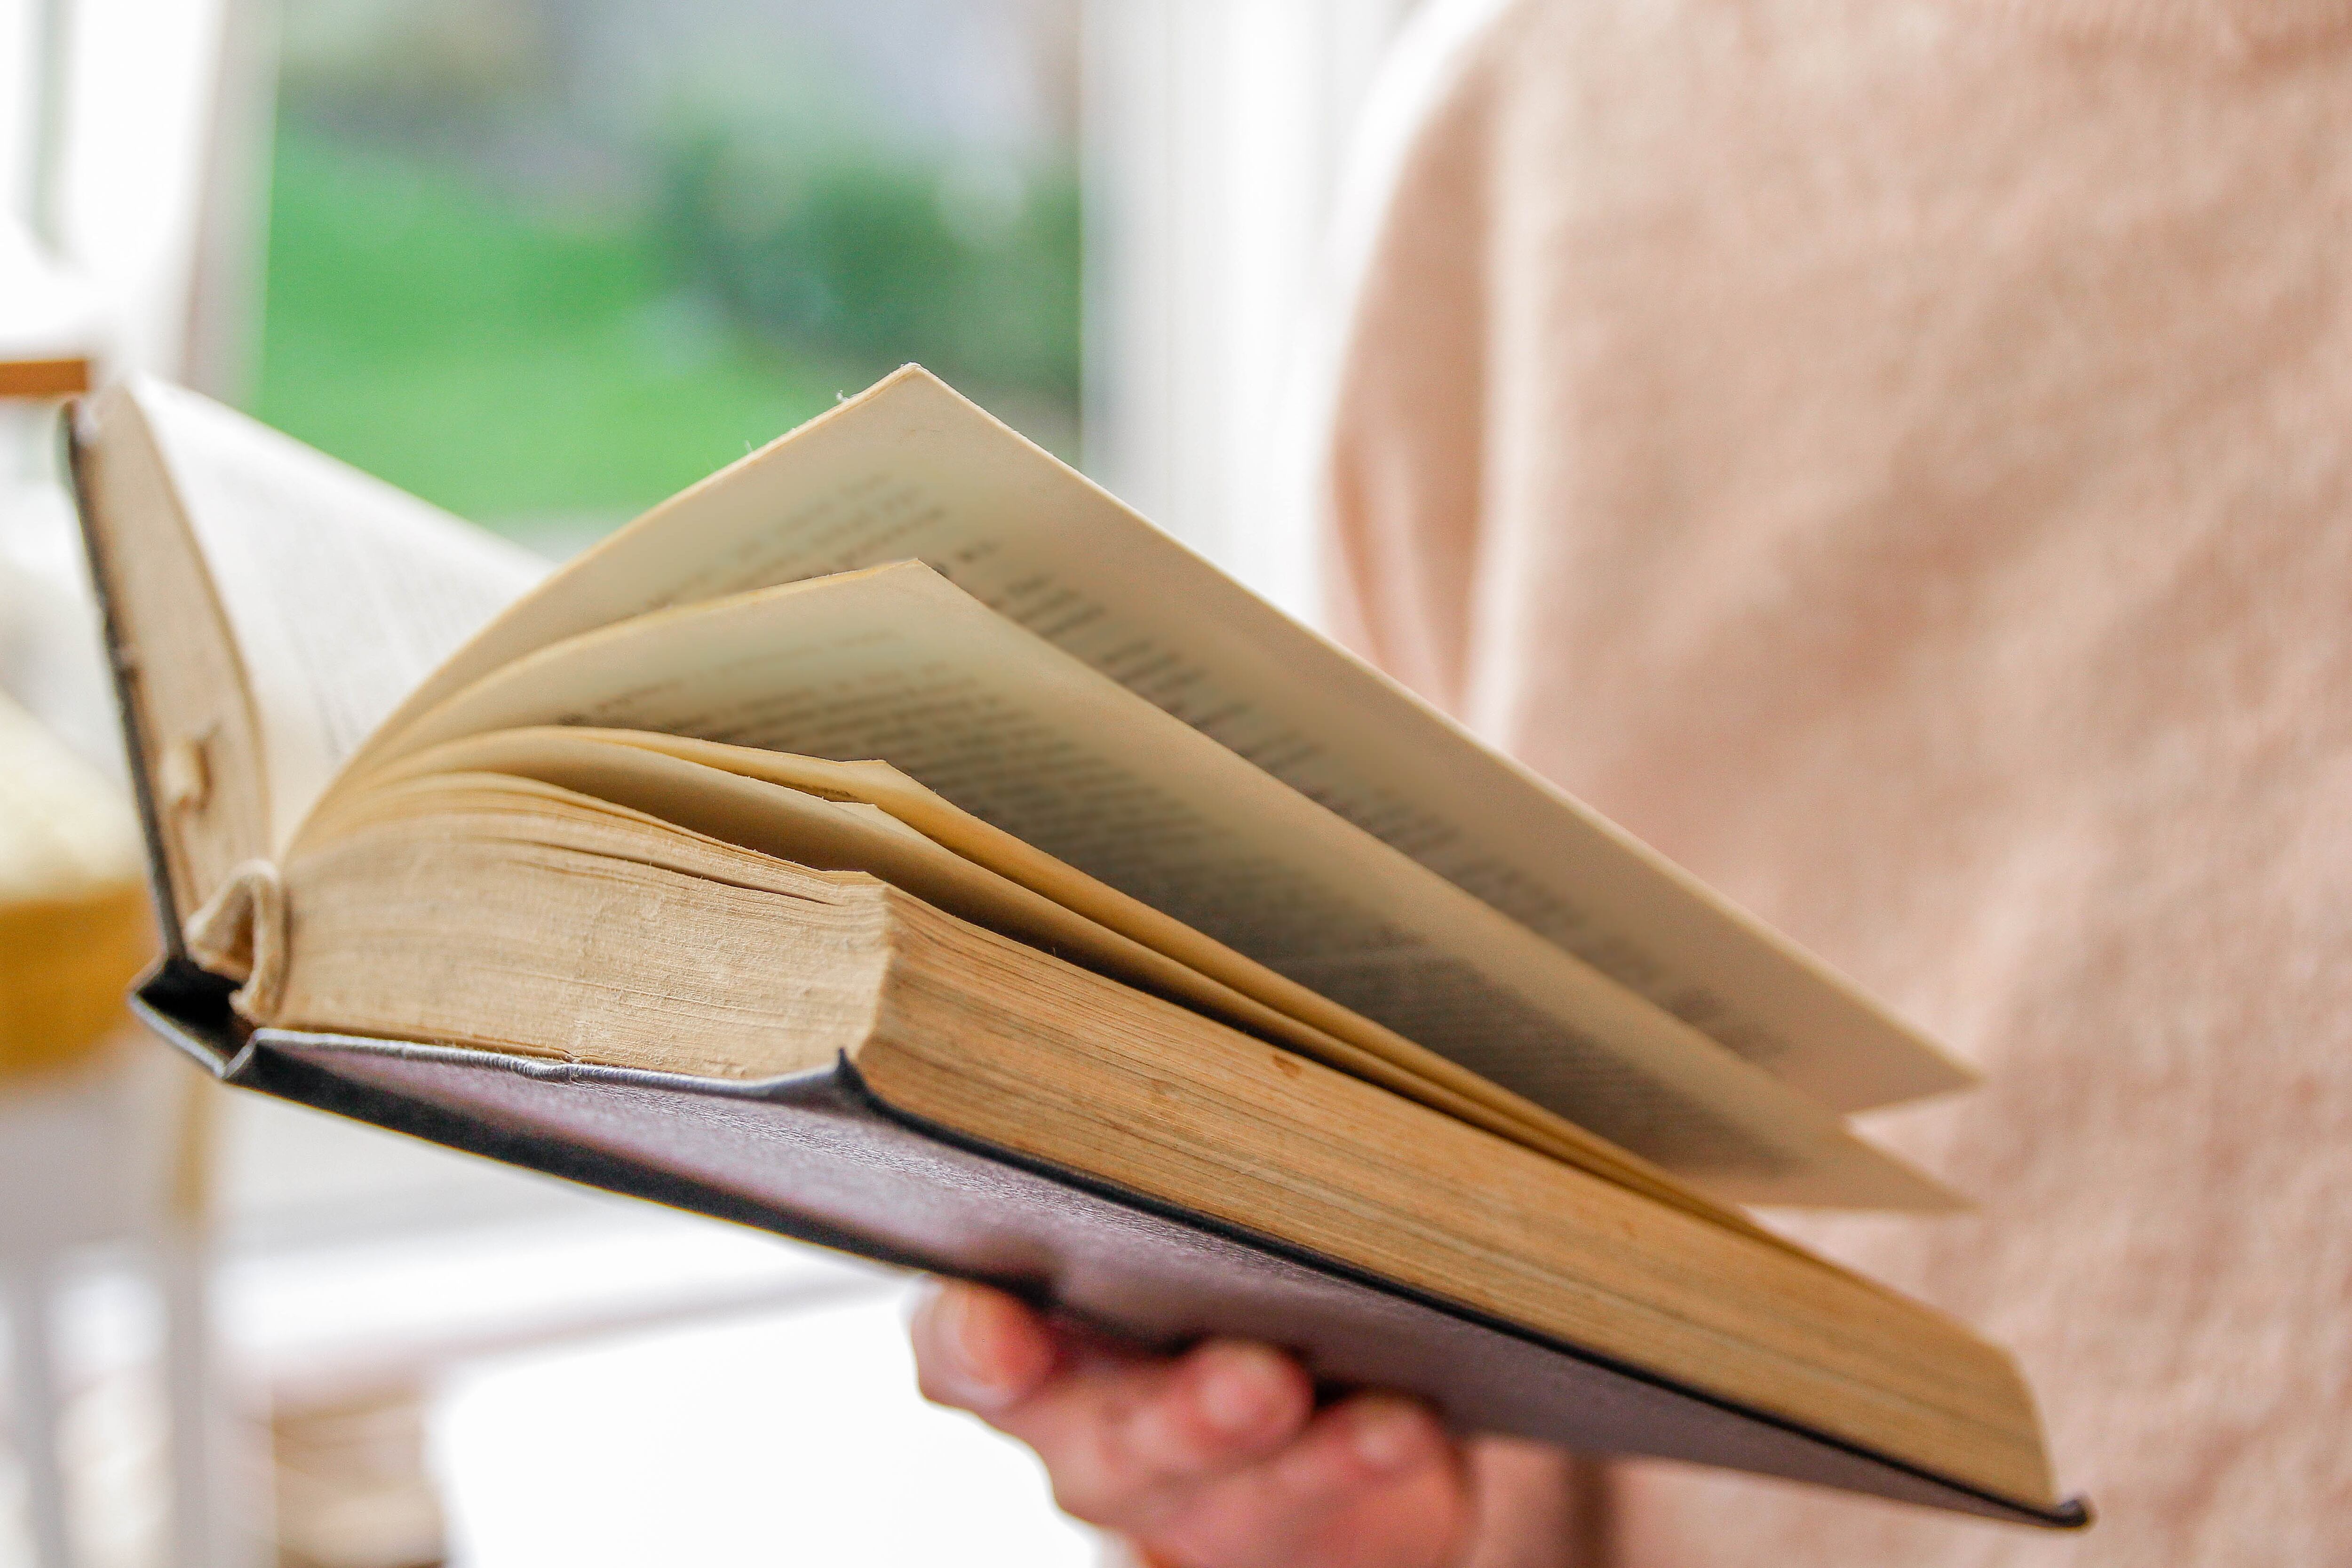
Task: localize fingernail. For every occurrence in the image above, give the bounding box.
[1195,1353,1282,1436]
[1349,1403,1430,1472]
[932,1290,1020,1411]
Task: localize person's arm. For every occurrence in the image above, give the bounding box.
[909,1281,1590,1568]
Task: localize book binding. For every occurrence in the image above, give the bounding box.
[72,412,2089,1531]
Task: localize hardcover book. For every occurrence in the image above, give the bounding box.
[72,368,2087,1528]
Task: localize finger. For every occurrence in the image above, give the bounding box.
[993,1337,1316,1529]
[909,1280,1064,1414]
[1136,1394,1470,1568]
[1456,1436,1581,1568]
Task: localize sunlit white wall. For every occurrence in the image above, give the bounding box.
[437,1285,1099,1568]
[0,0,258,382]
[1081,0,1414,625]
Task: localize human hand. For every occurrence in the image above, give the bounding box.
[909,1280,1581,1568]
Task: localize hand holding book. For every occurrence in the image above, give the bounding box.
[72,366,2085,1526]
[911,1280,1535,1568]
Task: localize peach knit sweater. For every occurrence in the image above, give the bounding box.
[1319,0,2352,1562]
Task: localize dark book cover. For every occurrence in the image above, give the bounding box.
[74,418,2090,1531]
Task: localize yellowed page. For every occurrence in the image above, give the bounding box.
[348,367,1967,1114]
[324,729,1786,1241]
[353,565,1956,1210]
[127,380,545,852]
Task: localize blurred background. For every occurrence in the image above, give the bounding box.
[0,0,1416,1563]
[253,0,1088,541]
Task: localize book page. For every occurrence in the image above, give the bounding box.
[352,368,1969,1114]
[129,381,546,853]
[80,387,272,918]
[325,729,1783,1242]
[356,565,1955,1210]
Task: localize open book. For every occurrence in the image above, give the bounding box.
[75,368,2084,1526]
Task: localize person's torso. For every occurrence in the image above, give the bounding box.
[1325,3,2352,1559]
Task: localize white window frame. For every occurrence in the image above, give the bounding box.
[1080,0,1414,625]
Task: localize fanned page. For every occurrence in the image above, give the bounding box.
[322,727,1786,1243]
[348,565,1954,1211]
[350,368,1969,1115]
[127,381,547,851]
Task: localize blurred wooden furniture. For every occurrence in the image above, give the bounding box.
[0,691,149,1075]
[0,358,91,398]
[0,231,99,397]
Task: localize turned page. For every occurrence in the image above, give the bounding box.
[330,729,1756,1232]
[352,367,1968,1115]
[363,564,1955,1210]
[120,380,546,854]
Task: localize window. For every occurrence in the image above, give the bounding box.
[248,0,1414,609]
[252,0,1084,555]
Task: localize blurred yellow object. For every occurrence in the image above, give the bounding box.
[0,688,153,1078]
